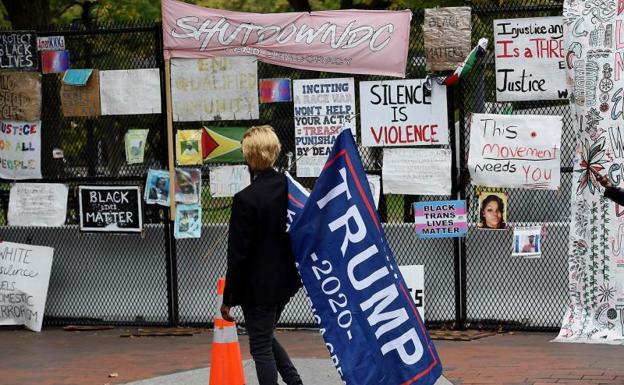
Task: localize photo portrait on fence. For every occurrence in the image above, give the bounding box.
[144,169,170,206]
[174,203,201,239]
[477,188,507,230]
[175,168,201,204]
[512,226,542,258]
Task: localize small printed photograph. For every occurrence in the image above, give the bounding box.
[144,169,170,206]
[176,129,203,165]
[125,129,149,164]
[175,168,201,204]
[512,226,542,258]
[174,203,202,239]
[477,188,508,230]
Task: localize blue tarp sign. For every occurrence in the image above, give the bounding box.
[289,129,442,385]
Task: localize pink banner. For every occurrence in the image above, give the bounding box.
[161,0,412,77]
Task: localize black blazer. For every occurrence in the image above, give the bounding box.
[223,168,302,307]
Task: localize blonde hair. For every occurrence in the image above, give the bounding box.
[241,125,281,171]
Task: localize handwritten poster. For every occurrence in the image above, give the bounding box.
[0,241,53,332]
[0,32,37,70]
[468,113,562,189]
[0,120,41,180]
[78,185,143,232]
[0,72,41,121]
[209,165,250,197]
[423,7,471,71]
[37,36,65,51]
[174,203,202,239]
[382,148,452,195]
[41,50,69,74]
[293,78,356,177]
[171,57,258,122]
[125,129,149,164]
[398,265,425,320]
[359,79,448,147]
[100,69,161,115]
[176,129,202,165]
[8,183,68,226]
[60,70,100,117]
[414,200,467,239]
[494,17,566,102]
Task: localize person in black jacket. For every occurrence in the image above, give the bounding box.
[221,125,303,385]
[594,170,624,206]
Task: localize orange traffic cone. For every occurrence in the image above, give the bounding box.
[209,277,245,385]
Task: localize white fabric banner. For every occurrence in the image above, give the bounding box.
[359,79,448,147]
[0,242,54,332]
[468,113,562,189]
[100,69,162,115]
[494,16,567,102]
[382,148,451,195]
[0,120,41,180]
[8,183,67,226]
[170,57,258,122]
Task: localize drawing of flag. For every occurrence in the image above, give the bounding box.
[201,126,245,163]
[259,78,292,103]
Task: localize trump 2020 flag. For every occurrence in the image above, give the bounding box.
[286,171,309,232]
[289,129,442,385]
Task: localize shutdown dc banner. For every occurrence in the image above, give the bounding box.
[289,129,442,385]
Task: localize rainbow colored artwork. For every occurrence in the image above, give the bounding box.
[41,50,70,74]
[259,78,291,103]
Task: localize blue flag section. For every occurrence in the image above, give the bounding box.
[285,171,309,233]
[289,129,442,385]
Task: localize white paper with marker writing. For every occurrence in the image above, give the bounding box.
[8,183,68,226]
[382,148,452,195]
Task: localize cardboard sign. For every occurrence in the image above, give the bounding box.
[78,186,143,232]
[0,241,54,332]
[0,71,42,121]
[359,79,448,147]
[423,7,471,71]
[293,78,356,177]
[100,69,161,115]
[0,31,37,70]
[60,70,100,117]
[494,17,567,102]
[209,165,250,197]
[382,148,452,195]
[8,183,68,226]
[0,120,41,180]
[398,265,425,320]
[468,113,562,189]
[37,36,65,51]
[414,200,467,239]
[171,57,258,122]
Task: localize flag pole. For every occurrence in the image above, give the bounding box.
[164,58,176,221]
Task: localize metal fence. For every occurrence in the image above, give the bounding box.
[0,0,571,331]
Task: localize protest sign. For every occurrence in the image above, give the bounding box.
[512,226,542,258]
[494,17,566,102]
[125,129,149,164]
[144,169,170,206]
[41,50,70,74]
[37,36,65,51]
[382,148,452,195]
[423,7,471,72]
[100,69,161,115]
[170,57,258,122]
[174,203,202,239]
[359,79,448,147]
[0,72,42,121]
[60,70,100,117]
[78,185,143,232]
[259,78,292,103]
[162,0,412,77]
[175,168,201,204]
[398,265,425,320]
[366,174,381,209]
[414,200,467,239]
[209,165,250,197]
[476,186,507,230]
[8,183,68,226]
[176,129,202,165]
[293,78,356,177]
[289,129,442,385]
[202,126,244,163]
[468,113,562,189]
[0,32,37,70]
[0,120,41,180]
[63,69,92,86]
[0,241,53,332]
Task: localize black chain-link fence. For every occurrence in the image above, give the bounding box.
[0,0,571,331]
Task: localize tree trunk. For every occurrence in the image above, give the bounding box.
[3,0,51,29]
[287,0,311,12]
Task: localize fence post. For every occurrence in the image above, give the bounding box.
[155,23,179,326]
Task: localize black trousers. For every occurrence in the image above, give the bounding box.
[242,304,302,385]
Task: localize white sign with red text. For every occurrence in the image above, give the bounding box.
[359,79,448,147]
